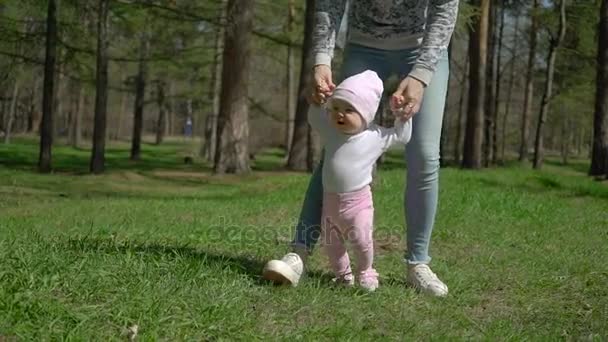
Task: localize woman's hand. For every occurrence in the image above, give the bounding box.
[307,64,336,105]
[390,76,425,120]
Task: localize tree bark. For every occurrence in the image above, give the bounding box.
[155,80,167,145]
[519,0,539,162]
[560,116,571,165]
[203,0,227,161]
[285,0,296,156]
[501,15,519,163]
[463,0,489,169]
[130,32,150,161]
[213,0,255,174]
[440,41,453,167]
[74,87,84,147]
[590,0,608,177]
[167,81,174,136]
[287,0,315,171]
[492,0,506,164]
[67,80,78,146]
[532,0,567,169]
[4,78,20,144]
[39,0,58,173]
[453,52,469,165]
[483,0,497,167]
[27,79,39,133]
[90,0,109,174]
[116,85,127,140]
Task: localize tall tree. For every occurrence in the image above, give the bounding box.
[3,19,29,144]
[492,0,506,164]
[90,0,110,174]
[519,0,539,162]
[462,0,490,169]
[287,0,315,171]
[203,0,227,162]
[155,80,167,145]
[69,81,84,148]
[483,0,497,166]
[39,0,58,173]
[590,0,608,177]
[532,0,567,169]
[285,0,296,156]
[453,52,469,165]
[440,42,453,167]
[130,32,150,161]
[501,15,519,163]
[213,0,255,174]
[4,77,20,144]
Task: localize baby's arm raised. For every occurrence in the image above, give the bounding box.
[375,118,412,151]
[307,105,333,141]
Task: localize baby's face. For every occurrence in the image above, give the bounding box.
[328,99,364,135]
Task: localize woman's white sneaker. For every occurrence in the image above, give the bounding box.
[262,253,304,286]
[406,264,448,297]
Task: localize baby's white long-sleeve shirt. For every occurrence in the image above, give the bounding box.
[308,106,412,193]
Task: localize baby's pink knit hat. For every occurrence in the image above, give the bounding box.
[330,70,383,126]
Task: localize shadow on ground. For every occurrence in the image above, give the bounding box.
[61,235,331,285]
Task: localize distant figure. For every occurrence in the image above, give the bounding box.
[184,117,193,138]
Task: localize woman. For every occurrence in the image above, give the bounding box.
[263,0,458,297]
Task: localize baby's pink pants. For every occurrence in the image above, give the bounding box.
[321,185,378,284]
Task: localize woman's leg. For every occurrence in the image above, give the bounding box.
[291,158,324,251]
[403,54,449,265]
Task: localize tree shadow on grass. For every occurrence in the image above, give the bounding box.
[544,159,591,175]
[62,235,328,285]
[0,139,210,174]
[475,174,608,201]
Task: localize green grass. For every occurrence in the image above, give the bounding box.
[1,138,607,340]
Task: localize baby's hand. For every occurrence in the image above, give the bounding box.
[391,95,410,121]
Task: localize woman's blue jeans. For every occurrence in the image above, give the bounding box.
[292,43,449,264]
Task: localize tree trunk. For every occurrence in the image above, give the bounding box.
[483,0,497,167]
[287,0,315,171]
[53,49,65,139]
[501,15,519,163]
[561,116,570,165]
[167,81,174,136]
[519,0,539,162]
[590,0,608,177]
[4,19,28,144]
[492,0,506,165]
[532,0,566,169]
[39,0,58,173]
[90,0,109,174]
[203,0,227,161]
[440,42,453,167]
[27,80,38,133]
[213,0,255,174]
[130,33,150,161]
[453,53,469,165]
[462,0,489,169]
[74,87,84,147]
[285,0,296,156]
[155,81,167,145]
[116,86,127,140]
[4,78,20,144]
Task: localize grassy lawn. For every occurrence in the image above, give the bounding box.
[1,138,607,340]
